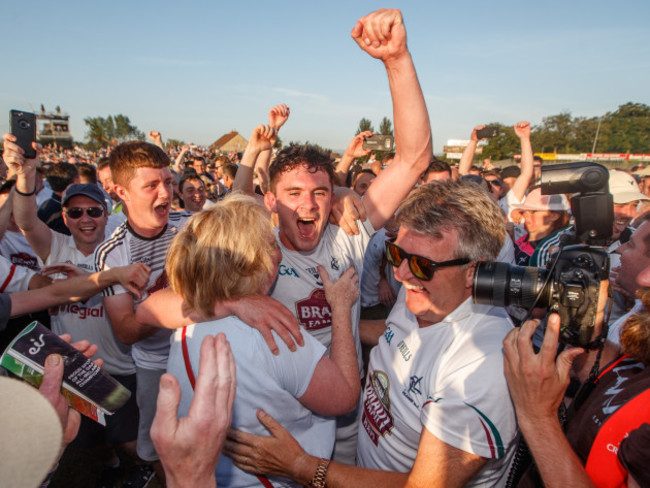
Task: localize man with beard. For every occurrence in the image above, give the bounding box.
[503,264,650,486]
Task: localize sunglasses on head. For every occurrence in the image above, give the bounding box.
[385,240,470,281]
[65,206,104,219]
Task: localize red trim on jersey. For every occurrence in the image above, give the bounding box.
[181,326,275,488]
[0,264,17,292]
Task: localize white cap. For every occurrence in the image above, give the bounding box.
[609,170,649,204]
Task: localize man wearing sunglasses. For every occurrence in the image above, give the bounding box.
[225,179,518,487]
[3,134,144,484]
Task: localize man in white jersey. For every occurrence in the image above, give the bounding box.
[230,8,432,463]
[94,141,301,482]
[3,134,149,483]
[226,180,518,487]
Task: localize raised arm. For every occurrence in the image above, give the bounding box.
[2,133,53,261]
[510,121,534,202]
[458,125,485,176]
[232,125,276,197]
[334,132,372,187]
[354,9,432,229]
[257,105,290,194]
[173,145,190,173]
[0,189,13,242]
[148,131,165,151]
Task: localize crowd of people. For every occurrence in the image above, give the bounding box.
[0,7,649,488]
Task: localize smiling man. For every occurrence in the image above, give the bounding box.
[252,8,432,463]
[226,180,518,487]
[2,133,144,484]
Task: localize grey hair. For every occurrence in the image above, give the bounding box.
[395,180,506,261]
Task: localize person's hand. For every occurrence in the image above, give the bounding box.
[225,295,303,355]
[344,131,373,159]
[378,277,397,307]
[2,133,40,180]
[40,335,103,454]
[40,263,88,279]
[319,265,359,313]
[181,144,190,152]
[40,354,82,453]
[114,263,151,299]
[224,409,310,481]
[148,131,163,144]
[268,104,290,131]
[152,334,236,488]
[351,8,408,63]
[513,121,531,140]
[470,125,486,142]
[329,187,367,236]
[249,125,277,153]
[503,314,583,428]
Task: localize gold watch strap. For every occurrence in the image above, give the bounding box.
[308,458,330,488]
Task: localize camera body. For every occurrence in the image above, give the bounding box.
[473,161,613,348]
[474,245,609,347]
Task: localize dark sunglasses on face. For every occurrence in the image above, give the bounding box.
[385,240,470,281]
[65,206,104,219]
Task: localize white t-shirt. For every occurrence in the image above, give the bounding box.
[168,317,334,488]
[95,212,190,370]
[48,231,135,376]
[357,291,518,487]
[0,254,35,292]
[270,220,374,372]
[0,230,40,270]
[360,228,401,308]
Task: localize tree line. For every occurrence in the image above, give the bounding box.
[481,102,650,161]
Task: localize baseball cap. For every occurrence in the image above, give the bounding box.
[62,183,106,207]
[512,187,570,212]
[608,170,649,204]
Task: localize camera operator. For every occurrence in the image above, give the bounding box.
[504,257,650,487]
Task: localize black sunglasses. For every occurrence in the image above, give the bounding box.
[385,241,470,281]
[65,206,104,219]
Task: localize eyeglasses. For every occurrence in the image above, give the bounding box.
[385,241,470,281]
[65,207,104,219]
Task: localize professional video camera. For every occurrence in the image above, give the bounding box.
[473,162,613,348]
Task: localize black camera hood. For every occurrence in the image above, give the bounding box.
[540,161,609,195]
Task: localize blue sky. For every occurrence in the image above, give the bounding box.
[2,0,648,154]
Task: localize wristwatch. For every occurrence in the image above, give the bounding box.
[308,458,330,488]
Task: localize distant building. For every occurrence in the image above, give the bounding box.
[37,105,73,149]
[209,131,248,153]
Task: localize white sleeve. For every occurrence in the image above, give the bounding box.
[0,255,35,293]
[264,331,326,398]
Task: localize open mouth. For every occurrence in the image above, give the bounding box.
[154,202,169,216]
[297,217,317,239]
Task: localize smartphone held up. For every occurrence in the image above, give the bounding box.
[10,110,37,159]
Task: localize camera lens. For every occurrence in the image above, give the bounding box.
[18,119,30,129]
[473,261,551,309]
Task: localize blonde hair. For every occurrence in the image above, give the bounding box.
[167,192,276,317]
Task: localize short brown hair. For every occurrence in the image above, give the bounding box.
[269,143,335,192]
[109,141,170,187]
[167,192,276,317]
